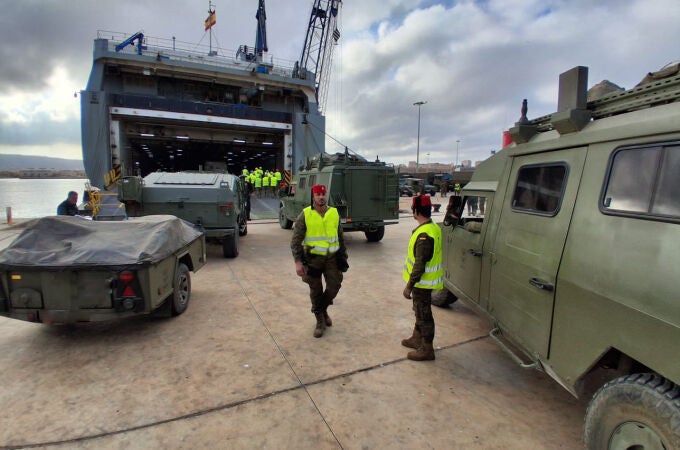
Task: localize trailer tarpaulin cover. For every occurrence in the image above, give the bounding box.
[0,215,203,271]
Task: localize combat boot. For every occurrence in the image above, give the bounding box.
[407,340,435,361]
[323,308,332,327]
[401,326,421,349]
[313,312,326,338]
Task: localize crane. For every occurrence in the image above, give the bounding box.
[254,0,268,62]
[294,0,342,113]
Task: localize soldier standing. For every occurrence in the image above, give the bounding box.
[401,194,443,361]
[291,184,349,338]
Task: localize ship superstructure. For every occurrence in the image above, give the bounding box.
[80,1,341,197]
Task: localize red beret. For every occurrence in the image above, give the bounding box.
[412,194,432,209]
[312,184,327,195]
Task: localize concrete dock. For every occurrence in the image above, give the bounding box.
[0,197,587,449]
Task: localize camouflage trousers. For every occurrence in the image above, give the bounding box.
[303,254,343,314]
[412,287,435,343]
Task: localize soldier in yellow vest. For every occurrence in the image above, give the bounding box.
[401,194,443,361]
[254,173,262,197]
[291,184,349,338]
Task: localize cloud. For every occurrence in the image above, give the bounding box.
[0,0,678,167]
[325,0,680,164]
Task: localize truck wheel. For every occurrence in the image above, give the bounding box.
[279,206,293,229]
[432,289,458,308]
[171,263,191,316]
[239,216,248,236]
[364,226,385,242]
[584,373,680,450]
[222,232,239,258]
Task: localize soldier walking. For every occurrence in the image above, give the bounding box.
[401,194,443,361]
[291,184,349,338]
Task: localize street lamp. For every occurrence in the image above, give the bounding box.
[455,139,460,171]
[413,101,427,172]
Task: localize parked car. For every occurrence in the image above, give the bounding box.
[399,184,414,197]
[423,184,438,196]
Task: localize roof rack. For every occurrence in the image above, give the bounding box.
[303,150,389,170]
[510,66,680,142]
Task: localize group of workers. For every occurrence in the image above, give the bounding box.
[291,185,442,362]
[241,167,283,198]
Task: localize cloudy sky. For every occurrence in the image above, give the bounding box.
[1,0,678,167]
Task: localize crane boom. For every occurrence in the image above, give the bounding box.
[295,0,342,113]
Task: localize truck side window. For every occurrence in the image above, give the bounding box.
[309,175,316,187]
[459,195,486,233]
[603,144,680,219]
[298,177,306,189]
[511,164,567,215]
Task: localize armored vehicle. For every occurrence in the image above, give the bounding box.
[118,171,247,258]
[0,215,205,323]
[440,65,680,448]
[279,151,399,241]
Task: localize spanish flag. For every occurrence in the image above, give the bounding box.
[205,10,216,30]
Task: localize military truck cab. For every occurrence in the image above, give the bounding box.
[279,152,399,241]
[442,65,680,448]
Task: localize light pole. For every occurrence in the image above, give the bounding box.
[413,101,427,172]
[455,139,460,171]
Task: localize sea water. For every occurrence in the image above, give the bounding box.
[0,178,91,219]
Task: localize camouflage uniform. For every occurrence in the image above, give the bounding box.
[405,223,436,343]
[291,209,347,313]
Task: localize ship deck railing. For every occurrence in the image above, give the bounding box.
[97,30,298,79]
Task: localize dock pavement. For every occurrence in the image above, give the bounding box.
[0,196,587,449]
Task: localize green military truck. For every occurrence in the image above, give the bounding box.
[118,171,248,258]
[441,65,680,448]
[279,151,399,241]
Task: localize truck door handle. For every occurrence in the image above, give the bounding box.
[467,249,483,257]
[529,278,554,292]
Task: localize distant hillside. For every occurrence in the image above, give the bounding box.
[0,154,84,171]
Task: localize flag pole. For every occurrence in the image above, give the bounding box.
[209,0,213,55]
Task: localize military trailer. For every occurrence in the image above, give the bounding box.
[118,171,248,258]
[440,65,680,448]
[0,215,206,324]
[279,151,399,241]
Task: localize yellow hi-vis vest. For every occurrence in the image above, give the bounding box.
[403,222,443,289]
[303,206,340,256]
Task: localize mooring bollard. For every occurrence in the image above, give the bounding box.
[5,206,12,225]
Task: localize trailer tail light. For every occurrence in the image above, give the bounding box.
[114,270,144,312]
[119,271,134,284]
[219,202,234,212]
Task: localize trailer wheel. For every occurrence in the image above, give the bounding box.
[171,263,191,316]
[222,232,239,258]
[432,289,458,308]
[364,226,385,242]
[279,206,293,229]
[584,373,680,450]
[239,215,248,236]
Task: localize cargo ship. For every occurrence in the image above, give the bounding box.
[80,1,341,215]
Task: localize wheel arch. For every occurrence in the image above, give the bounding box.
[576,347,656,399]
[178,254,194,272]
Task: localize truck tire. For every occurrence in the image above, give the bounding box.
[239,216,248,236]
[432,289,458,308]
[279,206,293,229]
[222,232,239,258]
[171,263,191,316]
[364,226,385,242]
[584,373,680,450]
